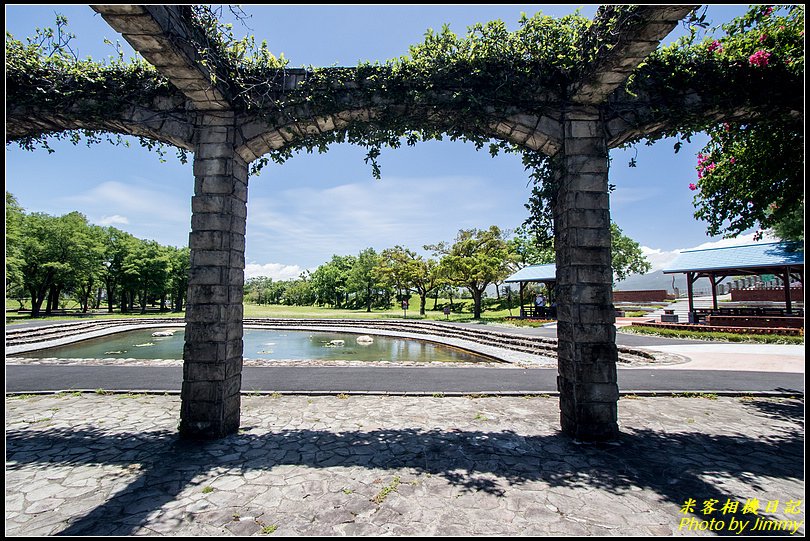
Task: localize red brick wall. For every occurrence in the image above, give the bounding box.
[613,290,671,302]
[730,288,804,302]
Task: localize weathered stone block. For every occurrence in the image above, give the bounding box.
[564,137,606,156]
[191,194,227,213]
[186,303,224,323]
[229,234,245,252]
[566,120,600,139]
[228,268,245,285]
[200,176,236,195]
[565,155,609,175]
[568,247,611,267]
[188,266,222,285]
[576,227,612,246]
[185,323,227,343]
[576,304,617,326]
[197,142,234,160]
[187,285,229,304]
[572,323,616,344]
[192,250,231,267]
[225,357,243,379]
[571,284,612,305]
[183,380,227,402]
[183,362,226,381]
[576,265,613,284]
[191,213,232,232]
[189,231,224,251]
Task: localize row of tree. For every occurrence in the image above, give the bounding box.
[7,190,651,320]
[246,223,651,319]
[6,192,189,317]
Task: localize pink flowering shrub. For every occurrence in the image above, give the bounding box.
[707,40,723,53]
[748,49,771,66]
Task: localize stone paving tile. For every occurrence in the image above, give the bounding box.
[5,394,805,536]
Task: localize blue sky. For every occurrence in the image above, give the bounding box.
[6,4,771,281]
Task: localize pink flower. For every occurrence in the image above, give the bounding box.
[759,33,768,43]
[697,170,703,179]
[763,6,774,16]
[689,183,698,191]
[707,40,723,53]
[723,122,731,132]
[749,50,771,67]
[730,157,736,164]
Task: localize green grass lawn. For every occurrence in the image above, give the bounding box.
[6,295,549,327]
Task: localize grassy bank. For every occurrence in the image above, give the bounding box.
[7,295,550,328]
[619,325,804,345]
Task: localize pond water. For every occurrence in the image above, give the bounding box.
[24,328,494,363]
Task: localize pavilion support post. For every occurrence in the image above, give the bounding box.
[783,266,792,313]
[553,106,618,442]
[519,281,526,319]
[686,272,695,321]
[710,273,719,311]
[180,111,247,440]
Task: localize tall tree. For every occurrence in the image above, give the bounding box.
[5,192,26,300]
[347,248,381,312]
[167,245,190,311]
[99,226,137,313]
[429,226,515,319]
[310,255,355,308]
[375,245,443,316]
[123,239,171,313]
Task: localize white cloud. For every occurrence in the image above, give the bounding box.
[64,181,190,224]
[641,231,779,272]
[246,174,528,267]
[98,214,130,225]
[245,262,307,281]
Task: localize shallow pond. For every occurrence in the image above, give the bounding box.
[24,328,494,363]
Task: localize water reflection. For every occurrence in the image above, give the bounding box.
[24,329,491,364]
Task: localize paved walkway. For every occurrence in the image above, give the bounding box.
[5,394,804,536]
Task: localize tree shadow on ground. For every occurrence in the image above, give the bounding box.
[6,400,804,536]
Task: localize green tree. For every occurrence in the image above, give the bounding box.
[347,248,381,312]
[375,245,443,316]
[429,226,515,319]
[5,192,26,302]
[167,245,190,311]
[310,255,355,308]
[122,239,171,313]
[99,226,137,313]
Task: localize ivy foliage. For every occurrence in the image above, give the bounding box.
[6,5,803,246]
[616,5,804,241]
[4,15,184,160]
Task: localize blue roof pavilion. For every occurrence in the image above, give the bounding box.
[663,242,804,316]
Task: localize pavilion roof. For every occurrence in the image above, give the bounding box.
[504,263,557,283]
[663,242,804,275]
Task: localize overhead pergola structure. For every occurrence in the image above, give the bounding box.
[504,264,557,319]
[663,242,805,321]
[6,5,802,442]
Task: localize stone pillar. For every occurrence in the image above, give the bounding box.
[553,106,619,441]
[180,111,247,439]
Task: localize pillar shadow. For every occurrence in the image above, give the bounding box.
[6,400,803,536]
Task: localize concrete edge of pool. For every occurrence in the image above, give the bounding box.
[5,318,683,368]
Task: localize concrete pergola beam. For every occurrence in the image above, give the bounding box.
[91,5,232,110]
[570,5,698,105]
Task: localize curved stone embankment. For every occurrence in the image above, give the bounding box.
[5,318,675,367]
